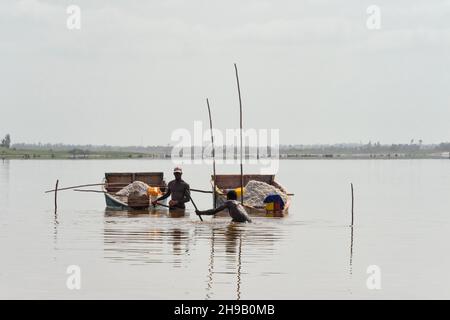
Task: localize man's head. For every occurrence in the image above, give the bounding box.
[226,190,238,200]
[173,166,182,181]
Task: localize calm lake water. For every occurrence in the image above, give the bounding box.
[0,159,449,299]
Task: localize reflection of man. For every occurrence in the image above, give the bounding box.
[224,223,241,254]
[152,167,190,209]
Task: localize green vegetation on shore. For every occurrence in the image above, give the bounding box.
[1,144,449,160]
[0,146,169,160]
[1,134,449,159]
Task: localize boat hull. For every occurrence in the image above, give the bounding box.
[104,192,168,210]
[214,193,290,216]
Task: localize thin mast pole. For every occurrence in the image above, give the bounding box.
[206,98,217,208]
[234,63,244,205]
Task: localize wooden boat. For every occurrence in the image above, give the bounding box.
[211,174,291,216]
[103,172,168,210]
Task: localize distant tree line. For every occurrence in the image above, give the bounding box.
[8,140,450,156]
[279,141,450,155]
[12,142,173,155]
[1,134,11,148]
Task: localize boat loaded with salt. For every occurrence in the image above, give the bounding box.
[102,172,168,210]
[211,174,291,216]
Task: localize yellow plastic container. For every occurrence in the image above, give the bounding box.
[265,202,274,211]
[147,187,161,197]
[234,187,245,198]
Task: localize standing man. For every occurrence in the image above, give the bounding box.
[152,166,190,209]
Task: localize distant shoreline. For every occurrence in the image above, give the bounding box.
[3,141,450,161]
[1,151,449,161]
[2,145,450,160]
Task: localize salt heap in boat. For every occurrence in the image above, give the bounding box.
[116,181,149,196]
[243,180,288,208]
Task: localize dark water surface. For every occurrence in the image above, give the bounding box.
[1,159,449,299]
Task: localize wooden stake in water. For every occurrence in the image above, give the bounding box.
[351,183,354,226]
[54,179,59,214]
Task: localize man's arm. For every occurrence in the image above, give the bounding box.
[197,203,227,216]
[156,186,171,202]
[180,184,191,203]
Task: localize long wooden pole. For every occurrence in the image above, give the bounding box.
[46,182,111,193]
[234,63,244,205]
[46,183,209,194]
[152,201,171,208]
[192,188,214,194]
[73,189,106,193]
[188,192,203,221]
[206,98,217,208]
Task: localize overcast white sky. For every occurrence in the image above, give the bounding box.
[1,0,449,146]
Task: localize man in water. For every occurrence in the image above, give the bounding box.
[152,166,190,210]
[195,190,252,223]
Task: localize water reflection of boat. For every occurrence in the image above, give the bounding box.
[211,174,291,216]
[104,207,189,218]
[102,209,284,298]
[102,172,168,210]
[103,215,192,265]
